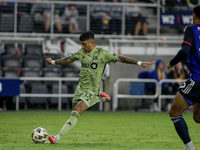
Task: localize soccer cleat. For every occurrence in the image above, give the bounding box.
[48,135,57,144]
[99,92,110,101]
[185,148,197,150]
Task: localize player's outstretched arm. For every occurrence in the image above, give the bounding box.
[115,55,155,68]
[46,56,75,65]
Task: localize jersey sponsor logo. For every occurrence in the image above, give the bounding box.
[161,15,175,24]
[91,63,98,69]
[160,13,192,26]
[197,27,200,31]
[82,63,89,68]
[182,15,193,24]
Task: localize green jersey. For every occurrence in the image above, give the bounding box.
[71,46,118,95]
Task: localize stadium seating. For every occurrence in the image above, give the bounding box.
[24,44,43,57]
[18,14,34,33]
[20,67,41,78]
[22,56,43,68]
[26,82,49,109]
[46,83,69,109]
[0,41,79,109]
[1,55,21,68]
[0,13,14,32]
[2,67,20,78]
[4,43,23,56]
[42,67,62,85]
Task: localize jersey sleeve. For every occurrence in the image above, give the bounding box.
[182,25,193,47]
[70,49,83,61]
[102,50,118,63]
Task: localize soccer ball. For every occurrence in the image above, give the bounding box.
[31,127,48,143]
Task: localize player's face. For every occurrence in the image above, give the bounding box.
[158,62,164,70]
[81,40,92,52]
[193,13,199,24]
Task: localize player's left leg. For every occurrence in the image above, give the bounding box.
[169,91,196,150]
[49,100,88,144]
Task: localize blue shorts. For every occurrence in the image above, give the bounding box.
[178,79,200,105]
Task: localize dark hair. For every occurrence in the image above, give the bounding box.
[69,4,76,7]
[193,4,200,18]
[79,31,94,41]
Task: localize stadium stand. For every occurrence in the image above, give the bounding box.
[4,43,23,56]
[2,67,20,78]
[0,13,14,32]
[0,0,196,111]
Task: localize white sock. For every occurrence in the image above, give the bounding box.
[185,141,195,150]
[54,135,60,143]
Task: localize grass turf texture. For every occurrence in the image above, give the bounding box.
[0,110,199,150]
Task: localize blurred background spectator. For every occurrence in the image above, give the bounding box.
[147,59,169,112]
[165,0,194,12]
[57,41,70,58]
[167,61,189,94]
[109,0,122,35]
[61,4,80,34]
[31,0,62,33]
[90,0,111,34]
[126,0,148,36]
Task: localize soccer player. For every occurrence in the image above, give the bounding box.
[46,31,155,144]
[167,4,200,150]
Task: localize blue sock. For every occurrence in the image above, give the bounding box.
[171,115,191,144]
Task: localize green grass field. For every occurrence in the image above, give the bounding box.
[0,110,199,150]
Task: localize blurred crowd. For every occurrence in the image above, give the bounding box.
[0,0,150,35]
[0,0,198,35]
[138,58,190,112]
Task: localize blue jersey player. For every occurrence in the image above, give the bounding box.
[167,4,200,150]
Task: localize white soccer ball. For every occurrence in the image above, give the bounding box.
[31,127,48,143]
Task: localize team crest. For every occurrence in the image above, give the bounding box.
[93,54,98,60]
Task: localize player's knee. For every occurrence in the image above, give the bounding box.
[169,107,181,117]
[169,109,173,117]
[169,107,175,117]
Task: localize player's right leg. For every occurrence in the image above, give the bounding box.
[169,91,196,150]
[49,100,88,144]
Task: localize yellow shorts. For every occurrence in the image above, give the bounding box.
[72,85,99,108]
